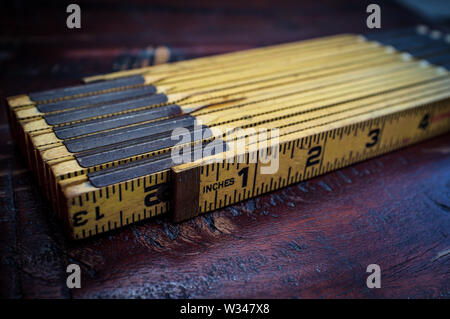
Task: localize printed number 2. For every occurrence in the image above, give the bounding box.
[306,146,322,168]
[366,128,380,148]
[238,167,249,188]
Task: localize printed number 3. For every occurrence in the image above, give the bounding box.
[366,128,380,148]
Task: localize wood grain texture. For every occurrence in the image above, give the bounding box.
[0,0,448,298]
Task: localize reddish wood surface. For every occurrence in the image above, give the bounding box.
[0,0,449,298]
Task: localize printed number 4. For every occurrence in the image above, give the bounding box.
[418,114,430,130]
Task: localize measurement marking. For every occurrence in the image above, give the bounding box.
[252,151,259,196]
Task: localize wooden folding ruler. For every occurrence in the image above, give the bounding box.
[6,26,450,239]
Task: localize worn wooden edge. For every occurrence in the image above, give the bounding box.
[171,165,200,222]
[6,94,33,108]
[82,33,357,83]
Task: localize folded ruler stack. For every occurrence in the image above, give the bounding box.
[7,26,450,240]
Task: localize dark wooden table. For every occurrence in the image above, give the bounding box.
[1,0,449,298]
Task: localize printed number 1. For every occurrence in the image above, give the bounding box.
[238,167,249,187]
